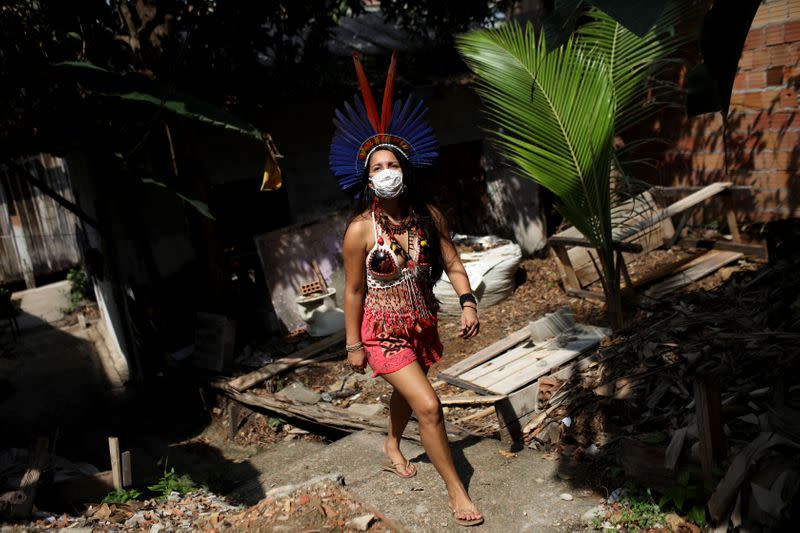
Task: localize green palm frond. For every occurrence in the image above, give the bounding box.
[576,2,699,134]
[457,24,616,248]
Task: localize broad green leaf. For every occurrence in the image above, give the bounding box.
[141,178,215,220]
[576,2,698,134]
[51,61,261,142]
[458,24,615,252]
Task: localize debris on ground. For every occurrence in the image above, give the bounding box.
[514,240,800,530]
[2,479,401,532]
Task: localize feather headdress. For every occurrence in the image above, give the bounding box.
[330,52,439,195]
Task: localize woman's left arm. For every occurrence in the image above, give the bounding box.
[430,206,479,339]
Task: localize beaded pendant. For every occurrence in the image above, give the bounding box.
[367,249,397,279]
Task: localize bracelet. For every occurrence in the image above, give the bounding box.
[462,303,478,311]
[459,293,477,309]
[345,341,363,353]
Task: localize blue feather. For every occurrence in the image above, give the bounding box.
[330,91,438,195]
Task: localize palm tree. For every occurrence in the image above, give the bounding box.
[457,3,696,328]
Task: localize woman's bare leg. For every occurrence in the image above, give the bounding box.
[381,362,482,521]
[383,366,430,476]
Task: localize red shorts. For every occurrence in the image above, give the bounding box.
[361,314,443,378]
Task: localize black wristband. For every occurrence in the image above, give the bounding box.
[459,293,477,308]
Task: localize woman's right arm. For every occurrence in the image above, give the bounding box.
[343,219,368,372]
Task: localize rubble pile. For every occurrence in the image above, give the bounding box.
[2,481,396,532]
[522,251,800,529]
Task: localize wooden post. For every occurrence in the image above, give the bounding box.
[723,192,742,243]
[617,250,634,290]
[228,401,241,441]
[694,375,725,475]
[495,381,540,443]
[108,437,122,490]
[121,451,132,488]
[551,244,581,292]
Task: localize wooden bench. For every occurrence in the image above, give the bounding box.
[549,182,758,299]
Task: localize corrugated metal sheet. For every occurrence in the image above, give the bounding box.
[0,154,81,285]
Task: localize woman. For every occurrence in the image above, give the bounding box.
[331,52,484,527]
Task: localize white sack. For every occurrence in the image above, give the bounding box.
[434,235,522,316]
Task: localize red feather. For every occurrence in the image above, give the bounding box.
[352,52,380,131]
[380,51,398,133]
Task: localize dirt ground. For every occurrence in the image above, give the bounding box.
[1,240,765,531]
[228,247,757,444]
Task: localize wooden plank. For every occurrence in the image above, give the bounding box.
[480,335,604,395]
[495,381,540,443]
[674,238,767,258]
[551,244,581,291]
[694,376,725,475]
[440,394,507,406]
[562,184,731,289]
[664,427,688,471]
[459,341,540,382]
[212,381,480,442]
[559,191,670,287]
[108,437,122,491]
[438,324,531,378]
[436,373,496,395]
[470,325,607,390]
[565,288,606,301]
[548,235,642,253]
[618,182,732,243]
[228,401,241,441]
[121,451,132,488]
[723,194,742,243]
[229,331,346,391]
[643,251,742,299]
[572,216,675,287]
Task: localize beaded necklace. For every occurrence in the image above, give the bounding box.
[372,200,430,268]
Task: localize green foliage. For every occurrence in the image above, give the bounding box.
[687,504,707,528]
[102,488,142,504]
[147,468,197,498]
[658,467,713,527]
[67,266,91,306]
[268,417,287,431]
[457,2,696,328]
[611,493,665,530]
[52,62,262,143]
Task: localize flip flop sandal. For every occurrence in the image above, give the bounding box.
[380,460,417,478]
[449,507,484,527]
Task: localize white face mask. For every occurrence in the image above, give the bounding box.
[369,168,404,199]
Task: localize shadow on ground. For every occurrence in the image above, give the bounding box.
[0,312,265,513]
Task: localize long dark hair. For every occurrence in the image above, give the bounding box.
[347,145,446,282]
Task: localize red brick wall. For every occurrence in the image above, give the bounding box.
[659,0,800,221]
